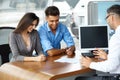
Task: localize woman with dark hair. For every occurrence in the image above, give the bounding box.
[9,12,46,62]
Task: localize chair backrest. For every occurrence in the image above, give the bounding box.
[0,27,15,45]
[0,27,15,65]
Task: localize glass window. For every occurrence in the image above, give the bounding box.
[0,0,49,27]
[88,1,120,37]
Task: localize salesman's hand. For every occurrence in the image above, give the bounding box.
[81,56,92,68]
[93,48,107,60]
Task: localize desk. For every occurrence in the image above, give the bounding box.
[0,52,93,80]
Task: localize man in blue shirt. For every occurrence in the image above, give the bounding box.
[38,6,75,56]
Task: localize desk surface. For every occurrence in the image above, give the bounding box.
[0,52,92,80]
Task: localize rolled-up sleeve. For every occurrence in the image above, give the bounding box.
[63,26,75,47]
[38,26,53,55]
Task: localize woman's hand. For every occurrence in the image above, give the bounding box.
[35,54,46,61]
[93,48,108,60]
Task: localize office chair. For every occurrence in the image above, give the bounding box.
[0,27,15,65]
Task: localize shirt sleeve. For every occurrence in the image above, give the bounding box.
[90,34,120,73]
[38,26,53,54]
[63,25,75,47]
[9,32,24,62]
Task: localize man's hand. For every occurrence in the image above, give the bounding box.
[66,47,73,55]
[66,46,75,56]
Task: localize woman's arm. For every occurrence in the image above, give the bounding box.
[9,32,46,62]
[24,54,46,61]
[9,32,24,62]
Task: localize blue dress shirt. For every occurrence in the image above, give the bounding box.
[38,22,75,56]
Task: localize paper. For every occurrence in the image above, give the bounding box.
[54,56,80,64]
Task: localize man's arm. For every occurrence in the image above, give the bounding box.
[47,48,66,56]
[47,45,75,56]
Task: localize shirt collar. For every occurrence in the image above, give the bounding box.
[46,22,60,32]
[46,22,51,32]
[115,25,120,33]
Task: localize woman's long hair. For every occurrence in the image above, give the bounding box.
[14,12,39,33]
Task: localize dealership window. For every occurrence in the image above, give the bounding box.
[0,0,49,27]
